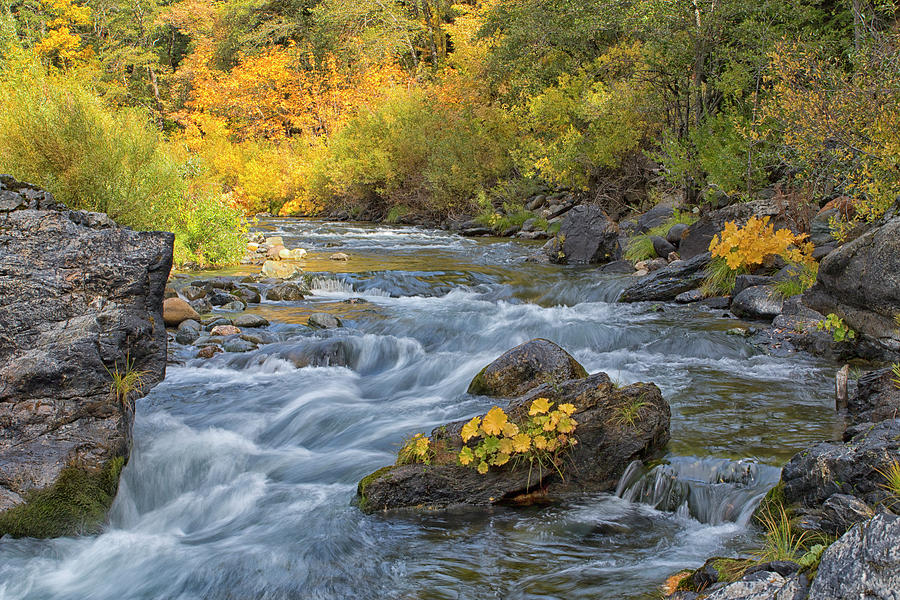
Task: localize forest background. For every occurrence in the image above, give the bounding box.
[0,0,898,266]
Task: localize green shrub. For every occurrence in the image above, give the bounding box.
[773,262,818,298]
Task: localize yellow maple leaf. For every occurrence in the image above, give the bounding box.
[512,433,532,453]
[533,435,547,450]
[502,422,519,437]
[481,406,508,436]
[558,403,576,416]
[461,416,481,442]
[529,397,553,415]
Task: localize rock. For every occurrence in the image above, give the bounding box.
[633,269,648,277]
[277,248,293,259]
[261,260,302,279]
[781,418,900,510]
[198,277,236,290]
[164,286,177,299]
[232,314,270,328]
[810,207,839,248]
[675,289,705,304]
[308,312,343,329]
[701,572,806,600]
[501,225,520,237]
[700,296,731,309]
[233,286,261,304]
[667,251,680,262]
[545,205,621,265]
[797,493,876,537]
[358,372,670,512]
[180,284,207,301]
[163,297,200,327]
[733,275,774,298]
[666,223,689,245]
[175,319,202,345]
[204,317,232,331]
[0,176,172,537]
[731,285,783,320]
[330,252,350,261]
[287,248,307,259]
[223,338,257,353]
[460,226,494,237]
[266,282,306,301]
[207,290,239,307]
[848,367,900,426]
[219,301,246,312]
[600,260,635,274]
[618,253,712,302]
[210,325,241,337]
[637,203,674,232]
[267,244,286,259]
[197,345,222,359]
[803,216,900,358]
[467,339,588,398]
[527,195,546,211]
[517,230,549,240]
[265,236,284,247]
[808,513,900,600]
[678,198,794,260]
[651,236,677,258]
[645,258,668,272]
[189,298,212,315]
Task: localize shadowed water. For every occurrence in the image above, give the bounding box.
[0,220,842,599]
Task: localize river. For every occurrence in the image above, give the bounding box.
[0,220,843,600]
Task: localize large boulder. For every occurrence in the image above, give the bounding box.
[730,285,783,321]
[808,513,900,600]
[358,372,670,512]
[678,197,794,260]
[163,297,200,326]
[618,253,711,302]
[544,205,621,265]
[467,339,588,398]
[803,216,900,358]
[0,176,173,538]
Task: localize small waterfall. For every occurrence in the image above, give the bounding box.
[616,457,779,526]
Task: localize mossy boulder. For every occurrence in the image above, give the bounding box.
[467,338,588,398]
[359,371,670,512]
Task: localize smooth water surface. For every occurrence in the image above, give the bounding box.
[0,220,842,600]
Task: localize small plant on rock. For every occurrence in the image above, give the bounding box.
[611,395,649,427]
[890,363,900,390]
[105,355,147,406]
[755,504,807,563]
[816,313,856,342]
[458,399,578,485]
[397,433,434,466]
[875,458,900,506]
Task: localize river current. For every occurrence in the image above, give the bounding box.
[0,220,842,599]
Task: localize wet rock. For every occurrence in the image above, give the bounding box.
[267,282,306,301]
[163,297,200,327]
[701,571,806,600]
[796,493,876,537]
[207,290,238,307]
[270,339,351,368]
[210,325,241,337]
[234,286,261,304]
[467,339,588,398]
[733,275,774,299]
[0,176,172,537]
[652,236,676,258]
[600,260,635,274]
[675,289,705,304]
[699,296,731,310]
[781,418,900,509]
[223,338,257,353]
[198,277,236,291]
[808,513,900,600]
[358,372,670,512]
[637,203,674,232]
[545,205,621,265]
[343,297,369,305]
[730,285,783,321]
[189,298,212,315]
[645,258,669,272]
[220,301,246,312]
[265,236,284,247]
[262,260,302,279]
[175,319,202,345]
[667,223,689,245]
[618,253,711,302]
[848,367,900,426]
[232,314,270,328]
[181,284,207,301]
[803,216,900,359]
[308,312,343,329]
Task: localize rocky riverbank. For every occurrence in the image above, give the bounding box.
[0,176,173,538]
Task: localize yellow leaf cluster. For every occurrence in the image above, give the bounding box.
[398,432,433,465]
[708,216,812,271]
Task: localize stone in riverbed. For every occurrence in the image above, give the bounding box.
[267,282,306,301]
[618,252,711,302]
[330,252,350,261]
[467,338,587,398]
[181,284,207,301]
[220,300,246,312]
[223,338,257,353]
[232,314,270,328]
[666,223,689,245]
[163,297,200,327]
[197,345,222,359]
[307,312,342,329]
[261,260,302,279]
[847,366,900,426]
[210,325,241,336]
[358,371,670,512]
[175,319,202,345]
[651,235,676,258]
[544,205,621,265]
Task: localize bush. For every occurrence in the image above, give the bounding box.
[0,62,245,266]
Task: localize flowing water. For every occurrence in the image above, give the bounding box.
[0,220,844,600]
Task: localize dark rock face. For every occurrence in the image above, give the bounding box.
[678,198,792,260]
[0,176,173,537]
[637,203,674,232]
[651,236,676,258]
[467,339,588,398]
[732,275,773,299]
[730,286,783,321]
[804,216,900,358]
[781,418,900,509]
[848,367,900,426]
[808,513,900,600]
[666,223,689,245]
[618,253,711,302]
[359,373,670,512]
[546,205,621,265]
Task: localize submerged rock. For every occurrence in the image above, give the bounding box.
[467,338,587,398]
[358,372,670,512]
[308,312,342,329]
[0,176,172,537]
[618,253,711,302]
[232,314,270,329]
[808,513,900,600]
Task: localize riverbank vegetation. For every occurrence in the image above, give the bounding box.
[1,0,898,263]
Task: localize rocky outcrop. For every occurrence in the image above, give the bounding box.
[467,339,588,398]
[0,176,173,538]
[808,513,900,600]
[803,215,900,359]
[359,372,670,512]
[618,253,711,302]
[544,205,621,265]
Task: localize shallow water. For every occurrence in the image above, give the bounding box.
[0,220,843,600]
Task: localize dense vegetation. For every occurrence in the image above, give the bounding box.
[1,0,898,264]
